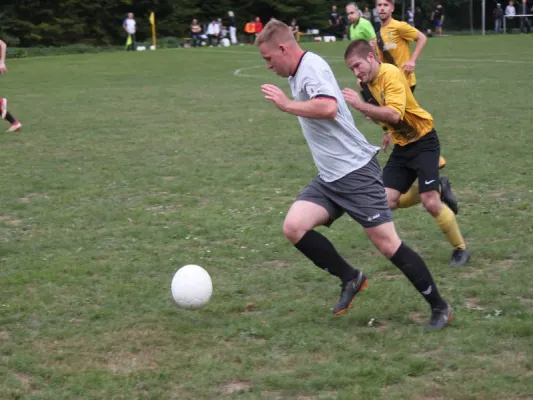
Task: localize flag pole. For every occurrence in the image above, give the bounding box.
[150,12,157,49]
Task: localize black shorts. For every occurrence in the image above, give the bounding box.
[383,129,440,194]
[296,156,393,228]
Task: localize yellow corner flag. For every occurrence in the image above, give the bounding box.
[149,12,157,49]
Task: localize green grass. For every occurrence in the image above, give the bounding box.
[1,35,532,399]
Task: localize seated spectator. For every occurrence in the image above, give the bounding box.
[190,18,203,47]
[206,19,220,46]
[220,25,228,38]
[289,18,299,37]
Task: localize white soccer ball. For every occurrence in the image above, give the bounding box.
[171,264,212,309]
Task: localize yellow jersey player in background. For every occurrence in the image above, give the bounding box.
[343,39,471,267]
[374,0,426,91]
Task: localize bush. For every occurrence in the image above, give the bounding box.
[155,36,182,49]
[7,48,28,58]
[6,44,122,59]
[4,37,189,60]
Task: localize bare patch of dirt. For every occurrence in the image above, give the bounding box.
[262,260,292,269]
[220,380,253,395]
[408,312,424,324]
[465,297,484,311]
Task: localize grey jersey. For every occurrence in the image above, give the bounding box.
[288,52,379,182]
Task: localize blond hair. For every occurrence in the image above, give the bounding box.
[255,18,296,46]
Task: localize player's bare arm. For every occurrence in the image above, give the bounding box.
[342,88,400,123]
[261,84,337,119]
[0,39,7,74]
[403,31,427,74]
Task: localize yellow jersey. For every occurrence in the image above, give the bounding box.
[367,63,434,146]
[375,19,419,87]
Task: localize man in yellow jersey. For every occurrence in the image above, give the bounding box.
[367,0,457,214]
[342,39,470,267]
[374,0,426,91]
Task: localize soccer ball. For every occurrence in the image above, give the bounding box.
[171,264,213,310]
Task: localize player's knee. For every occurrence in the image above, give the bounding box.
[385,188,401,210]
[366,222,402,258]
[421,192,442,216]
[282,218,307,244]
[375,235,402,258]
[387,196,399,210]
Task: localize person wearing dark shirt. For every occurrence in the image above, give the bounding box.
[414,6,424,30]
[329,5,343,39]
[431,4,444,36]
[494,4,504,33]
[519,0,532,33]
[227,11,238,45]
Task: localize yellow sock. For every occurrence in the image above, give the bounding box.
[398,185,421,208]
[435,205,466,249]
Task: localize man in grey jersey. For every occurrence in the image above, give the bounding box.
[256,19,452,331]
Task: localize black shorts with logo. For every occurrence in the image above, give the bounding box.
[383,129,440,194]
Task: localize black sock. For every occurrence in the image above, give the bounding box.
[389,242,447,309]
[294,230,359,282]
[5,112,15,124]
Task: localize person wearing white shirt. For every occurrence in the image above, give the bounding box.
[505,0,517,15]
[206,19,221,46]
[122,12,137,51]
[505,0,517,32]
[407,7,414,26]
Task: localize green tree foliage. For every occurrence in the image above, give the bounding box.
[0,0,485,47]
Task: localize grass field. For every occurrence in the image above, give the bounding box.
[1,35,532,400]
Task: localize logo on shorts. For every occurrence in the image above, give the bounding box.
[367,213,381,222]
[424,179,436,185]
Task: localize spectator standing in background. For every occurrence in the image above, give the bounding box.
[255,17,264,38]
[505,0,516,32]
[244,18,256,44]
[227,11,238,45]
[519,0,531,33]
[414,7,423,30]
[431,4,444,36]
[407,6,414,26]
[123,12,137,51]
[493,4,503,33]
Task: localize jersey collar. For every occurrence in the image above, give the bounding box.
[290,51,308,77]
